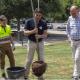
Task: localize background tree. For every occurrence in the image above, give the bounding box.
[0,0,80,23]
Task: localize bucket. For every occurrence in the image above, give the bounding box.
[6,66,25,79]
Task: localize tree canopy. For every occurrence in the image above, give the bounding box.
[0,0,80,22]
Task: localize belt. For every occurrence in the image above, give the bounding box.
[0,37,10,41]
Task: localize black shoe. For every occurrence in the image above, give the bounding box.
[72,77,79,80]
[2,73,7,79]
[24,77,29,80]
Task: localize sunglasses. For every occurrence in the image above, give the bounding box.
[0,19,7,21]
[36,14,42,17]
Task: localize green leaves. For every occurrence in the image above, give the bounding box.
[0,0,79,21]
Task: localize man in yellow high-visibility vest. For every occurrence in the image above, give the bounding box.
[0,15,15,78]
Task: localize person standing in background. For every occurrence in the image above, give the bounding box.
[66,5,80,80]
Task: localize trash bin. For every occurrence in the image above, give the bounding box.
[6,66,25,79]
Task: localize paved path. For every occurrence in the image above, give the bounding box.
[48,29,66,35]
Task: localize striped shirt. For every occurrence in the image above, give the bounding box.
[66,16,80,40]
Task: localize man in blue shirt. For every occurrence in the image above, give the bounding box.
[66,5,80,80]
[24,8,47,80]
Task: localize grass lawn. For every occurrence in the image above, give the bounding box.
[4,40,73,80]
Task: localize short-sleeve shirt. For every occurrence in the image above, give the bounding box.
[24,18,47,42]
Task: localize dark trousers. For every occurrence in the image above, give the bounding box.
[0,43,15,69]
